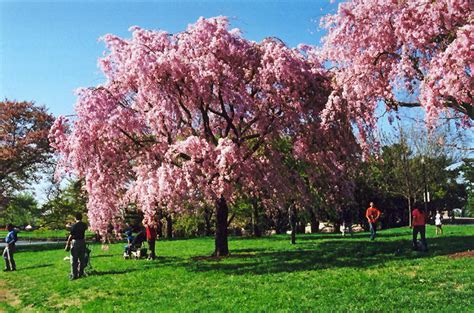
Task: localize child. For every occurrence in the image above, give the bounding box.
[435,210,443,235]
[124,229,134,257]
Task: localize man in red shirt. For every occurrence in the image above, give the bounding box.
[412,205,428,251]
[365,202,381,240]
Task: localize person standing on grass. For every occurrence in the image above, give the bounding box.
[412,205,428,251]
[435,210,443,236]
[365,202,381,240]
[3,224,17,271]
[65,213,88,280]
[146,222,157,260]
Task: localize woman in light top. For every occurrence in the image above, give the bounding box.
[435,210,443,235]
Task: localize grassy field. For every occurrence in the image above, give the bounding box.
[1,225,473,312]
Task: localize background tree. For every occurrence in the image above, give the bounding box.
[0,193,40,227]
[0,100,54,210]
[353,121,469,228]
[460,158,474,217]
[40,179,87,229]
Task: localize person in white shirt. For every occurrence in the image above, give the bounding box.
[435,210,443,236]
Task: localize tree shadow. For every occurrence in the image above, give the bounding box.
[15,243,65,253]
[142,256,185,267]
[265,231,411,241]
[186,235,474,275]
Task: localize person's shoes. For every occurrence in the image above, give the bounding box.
[11,268,16,271]
[69,275,78,281]
[3,269,10,272]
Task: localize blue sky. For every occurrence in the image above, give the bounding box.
[1,0,339,117]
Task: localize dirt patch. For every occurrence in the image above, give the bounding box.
[0,279,21,308]
[448,250,474,259]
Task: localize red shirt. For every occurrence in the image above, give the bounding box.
[146,226,157,240]
[412,208,426,226]
[366,207,381,223]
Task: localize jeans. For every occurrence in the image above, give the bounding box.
[369,222,377,240]
[413,226,427,250]
[3,244,16,270]
[71,239,86,278]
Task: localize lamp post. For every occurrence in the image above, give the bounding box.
[421,157,429,212]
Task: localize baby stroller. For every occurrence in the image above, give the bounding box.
[123,231,148,259]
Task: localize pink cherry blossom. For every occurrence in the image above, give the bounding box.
[321,0,473,145]
[50,17,358,254]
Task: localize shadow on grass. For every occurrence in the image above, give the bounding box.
[90,254,118,259]
[88,268,139,276]
[15,243,65,253]
[18,263,54,271]
[186,235,474,275]
[142,256,185,268]
[265,231,411,242]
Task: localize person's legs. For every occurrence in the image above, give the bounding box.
[369,223,375,240]
[70,241,79,279]
[412,226,419,249]
[3,248,10,271]
[440,225,443,235]
[420,226,427,250]
[77,241,86,277]
[8,248,15,271]
[148,240,156,259]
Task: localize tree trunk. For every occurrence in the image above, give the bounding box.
[166,214,173,239]
[274,209,285,234]
[407,197,412,227]
[289,203,296,244]
[309,208,319,233]
[156,209,164,238]
[252,198,261,237]
[214,196,229,256]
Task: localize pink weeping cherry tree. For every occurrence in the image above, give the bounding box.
[50,16,358,256]
[320,0,473,149]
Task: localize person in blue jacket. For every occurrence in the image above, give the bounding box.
[3,224,17,271]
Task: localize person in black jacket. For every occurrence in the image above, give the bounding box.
[65,213,88,280]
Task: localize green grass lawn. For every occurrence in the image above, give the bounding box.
[1,226,473,312]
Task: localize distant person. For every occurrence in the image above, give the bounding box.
[146,223,157,260]
[412,205,428,251]
[3,224,17,271]
[365,202,381,240]
[435,210,443,235]
[65,213,88,280]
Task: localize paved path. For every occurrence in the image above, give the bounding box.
[0,241,64,248]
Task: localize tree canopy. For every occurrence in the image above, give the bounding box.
[0,100,54,209]
[320,0,473,142]
[50,17,358,255]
